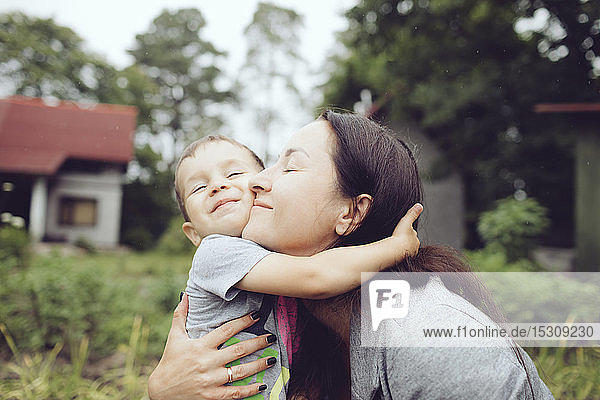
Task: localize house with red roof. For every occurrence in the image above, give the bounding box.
[0,96,137,248]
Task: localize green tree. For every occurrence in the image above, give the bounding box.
[128,8,235,167]
[516,0,600,88]
[4,14,157,127]
[119,145,177,251]
[0,11,158,121]
[120,8,237,249]
[241,2,306,162]
[322,0,600,247]
[0,12,128,104]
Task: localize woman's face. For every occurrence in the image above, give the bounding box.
[241,119,347,256]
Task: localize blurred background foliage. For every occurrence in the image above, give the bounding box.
[1,1,600,398]
[321,0,600,247]
[0,223,191,398]
[477,196,550,262]
[240,2,306,164]
[2,1,598,249]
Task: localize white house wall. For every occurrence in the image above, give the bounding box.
[29,176,48,242]
[45,168,123,248]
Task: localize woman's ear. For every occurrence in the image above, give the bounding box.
[182,222,202,247]
[335,194,373,236]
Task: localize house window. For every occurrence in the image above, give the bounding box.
[59,197,97,226]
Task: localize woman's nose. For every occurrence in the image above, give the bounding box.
[249,168,272,193]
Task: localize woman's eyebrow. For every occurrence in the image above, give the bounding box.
[284,147,310,158]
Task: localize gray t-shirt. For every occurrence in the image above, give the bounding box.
[350,276,554,399]
[185,234,291,399]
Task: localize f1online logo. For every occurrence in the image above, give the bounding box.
[369,280,410,331]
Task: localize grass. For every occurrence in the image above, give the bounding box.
[0,247,192,399]
[467,246,600,399]
[532,347,600,399]
[1,246,599,398]
[0,316,153,400]
[74,248,191,280]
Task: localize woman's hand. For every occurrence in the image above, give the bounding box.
[391,203,423,260]
[148,294,275,400]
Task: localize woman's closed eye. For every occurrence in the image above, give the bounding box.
[283,161,301,173]
[227,171,245,178]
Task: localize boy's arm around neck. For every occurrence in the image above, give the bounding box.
[235,203,422,299]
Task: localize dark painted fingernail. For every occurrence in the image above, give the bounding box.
[266,334,277,343]
[179,291,184,301]
[267,357,276,366]
[250,311,260,320]
[259,384,267,391]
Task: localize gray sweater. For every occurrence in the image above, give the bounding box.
[349,277,554,399]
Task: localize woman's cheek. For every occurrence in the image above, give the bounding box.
[243,208,276,247]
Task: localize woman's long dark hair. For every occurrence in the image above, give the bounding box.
[287,110,533,399]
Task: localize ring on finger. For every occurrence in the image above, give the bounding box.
[227,366,234,383]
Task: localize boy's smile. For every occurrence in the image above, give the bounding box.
[178,140,263,245]
[211,198,240,213]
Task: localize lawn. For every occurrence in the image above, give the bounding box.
[1,238,599,399]
[0,243,192,399]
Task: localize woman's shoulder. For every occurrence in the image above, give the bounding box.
[368,276,508,348]
[377,345,553,399]
[350,337,553,399]
[351,276,554,399]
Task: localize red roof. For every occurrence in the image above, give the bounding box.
[0,96,137,175]
[534,103,600,113]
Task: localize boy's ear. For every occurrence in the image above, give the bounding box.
[335,194,373,236]
[182,222,202,246]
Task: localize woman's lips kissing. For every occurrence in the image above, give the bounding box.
[252,199,272,210]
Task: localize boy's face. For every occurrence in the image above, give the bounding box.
[178,141,262,245]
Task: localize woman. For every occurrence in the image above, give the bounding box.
[148,110,552,399]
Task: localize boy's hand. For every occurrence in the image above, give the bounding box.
[391,203,423,261]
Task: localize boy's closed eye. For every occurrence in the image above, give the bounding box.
[189,184,207,196]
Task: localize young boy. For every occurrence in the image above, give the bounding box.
[174,135,421,399]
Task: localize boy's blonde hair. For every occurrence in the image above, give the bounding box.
[174,135,265,222]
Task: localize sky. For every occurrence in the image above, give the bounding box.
[0,0,358,159]
[0,0,355,70]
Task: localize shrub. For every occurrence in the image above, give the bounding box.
[466,246,542,272]
[156,217,195,255]
[74,236,97,254]
[121,227,154,251]
[0,225,32,359]
[477,196,550,262]
[0,253,119,356]
[147,272,185,314]
[1,249,188,360]
[0,224,30,270]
